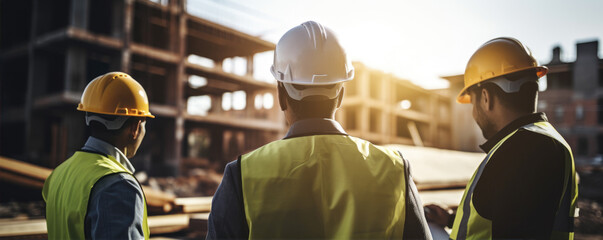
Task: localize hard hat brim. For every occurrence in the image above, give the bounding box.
[77,104,155,118]
[456,66,548,104]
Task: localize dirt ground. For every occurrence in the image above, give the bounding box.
[575,169,603,237]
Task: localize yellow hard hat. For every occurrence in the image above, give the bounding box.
[77,72,155,118]
[457,37,548,104]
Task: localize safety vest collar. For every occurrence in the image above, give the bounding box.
[81,136,136,173]
[479,112,548,152]
[284,118,347,139]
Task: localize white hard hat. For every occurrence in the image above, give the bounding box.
[271,21,354,100]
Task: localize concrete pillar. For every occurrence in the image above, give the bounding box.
[121,0,134,72]
[65,47,87,92]
[70,0,89,29]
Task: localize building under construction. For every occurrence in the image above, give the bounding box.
[339,62,454,149]
[0,0,466,180]
[0,0,284,179]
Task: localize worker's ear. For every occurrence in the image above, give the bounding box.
[130,119,143,140]
[481,88,493,111]
[336,87,344,109]
[277,83,287,111]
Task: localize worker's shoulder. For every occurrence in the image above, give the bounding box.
[243,134,396,156]
[55,151,129,179]
[93,172,140,194]
[508,128,567,151]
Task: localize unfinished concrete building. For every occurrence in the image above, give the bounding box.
[336,62,453,149]
[0,0,284,177]
[539,40,603,166]
[441,74,485,152]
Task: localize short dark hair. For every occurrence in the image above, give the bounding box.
[471,70,538,114]
[279,83,339,119]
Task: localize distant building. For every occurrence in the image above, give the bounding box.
[336,62,454,149]
[439,75,485,152]
[539,40,603,166]
[0,0,284,177]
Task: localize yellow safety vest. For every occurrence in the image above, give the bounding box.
[241,135,408,239]
[450,121,578,240]
[42,151,150,239]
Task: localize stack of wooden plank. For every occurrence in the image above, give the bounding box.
[0,156,178,213]
[385,144,485,208]
[0,156,213,238]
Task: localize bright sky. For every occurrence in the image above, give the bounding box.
[187,0,603,89]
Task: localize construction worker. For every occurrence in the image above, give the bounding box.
[425,37,578,239]
[42,72,154,239]
[207,21,431,239]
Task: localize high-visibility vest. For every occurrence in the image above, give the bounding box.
[450,121,578,240]
[241,135,408,239]
[42,151,150,239]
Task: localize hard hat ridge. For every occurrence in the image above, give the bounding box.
[301,21,328,49]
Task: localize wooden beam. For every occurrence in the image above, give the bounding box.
[0,170,45,189]
[187,28,228,47]
[392,109,431,123]
[184,113,282,131]
[408,121,424,147]
[149,104,179,117]
[185,62,275,90]
[173,197,212,213]
[0,157,51,181]
[0,218,47,238]
[147,214,190,235]
[0,213,195,237]
[131,62,168,76]
[130,43,180,64]
[67,27,123,49]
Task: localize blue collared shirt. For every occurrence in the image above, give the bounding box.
[82,137,146,240]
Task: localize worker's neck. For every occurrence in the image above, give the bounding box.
[91,134,128,156]
[491,108,533,133]
[287,112,335,125]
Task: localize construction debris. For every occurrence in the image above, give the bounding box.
[0,214,210,239]
[0,156,213,237]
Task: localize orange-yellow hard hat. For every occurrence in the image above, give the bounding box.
[77,72,155,118]
[457,37,548,104]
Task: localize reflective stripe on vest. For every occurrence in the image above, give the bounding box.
[241,135,408,239]
[450,121,578,240]
[42,151,150,239]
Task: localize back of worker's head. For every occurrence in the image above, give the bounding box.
[277,83,342,119]
[271,21,353,119]
[470,69,539,114]
[78,72,154,155]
